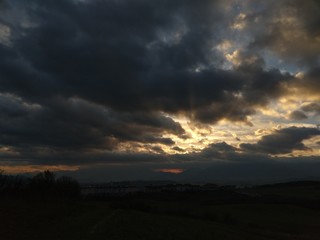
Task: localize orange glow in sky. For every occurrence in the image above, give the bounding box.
[154,168,185,174]
[0,165,80,174]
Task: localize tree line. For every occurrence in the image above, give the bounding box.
[0,170,80,199]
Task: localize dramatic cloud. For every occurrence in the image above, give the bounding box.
[247,0,320,66]
[0,0,319,181]
[301,103,320,114]
[0,95,185,151]
[291,67,320,97]
[289,102,320,120]
[0,0,291,122]
[241,127,320,155]
[289,111,308,120]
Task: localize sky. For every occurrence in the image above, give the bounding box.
[0,0,320,183]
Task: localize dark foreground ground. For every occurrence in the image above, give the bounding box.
[1,181,320,240]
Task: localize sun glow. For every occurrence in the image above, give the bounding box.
[154,168,185,174]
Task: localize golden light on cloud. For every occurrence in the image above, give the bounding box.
[225,50,260,67]
[0,165,80,174]
[257,107,283,118]
[216,40,233,52]
[231,13,247,30]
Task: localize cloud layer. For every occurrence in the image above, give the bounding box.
[0,0,319,180]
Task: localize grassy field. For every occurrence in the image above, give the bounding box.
[1,182,320,240]
[1,198,320,240]
[245,181,320,200]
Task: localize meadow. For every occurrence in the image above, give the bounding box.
[1,181,320,240]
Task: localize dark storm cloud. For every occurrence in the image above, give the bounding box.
[289,110,308,120]
[0,96,184,151]
[2,127,320,184]
[200,142,237,159]
[62,138,320,183]
[240,127,320,154]
[62,156,320,183]
[289,102,320,120]
[0,0,307,168]
[0,1,291,117]
[0,0,226,105]
[0,139,254,166]
[247,0,320,66]
[301,103,320,114]
[292,67,320,97]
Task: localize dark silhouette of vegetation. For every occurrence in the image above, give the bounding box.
[1,176,320,239]
[28,170,56,198]
[0,169,80,200]
[55,176,81,199]
[0,170,27,196]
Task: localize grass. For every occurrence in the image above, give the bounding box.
[245,182,320,200]
[1,196,320,240]
[2,182,320,240]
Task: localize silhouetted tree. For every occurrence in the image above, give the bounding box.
[27,170,80,200]
[0,170,27,196]
[7,175,26,196]
[28,170,56,198]
[0,170,80,200]
[0,169,7,193]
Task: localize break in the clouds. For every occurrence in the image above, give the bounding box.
[0,0,319,182]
